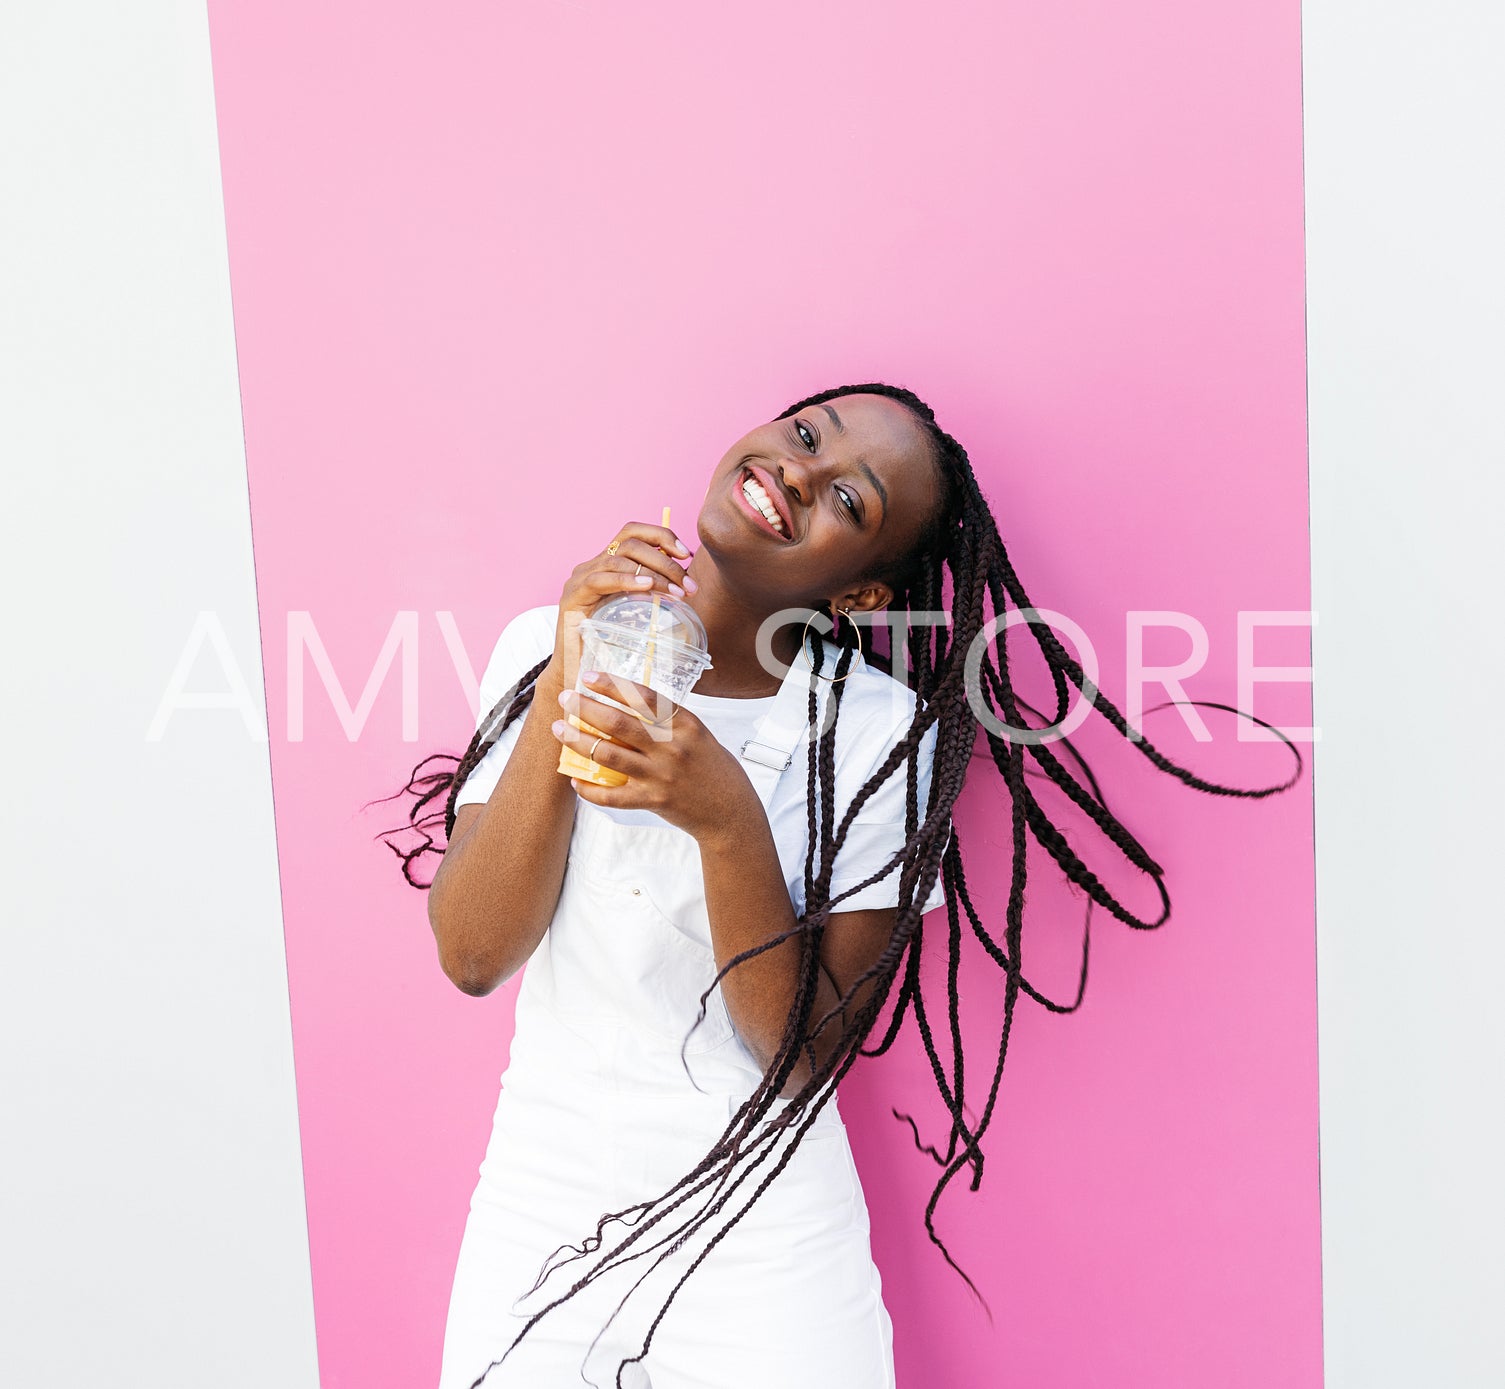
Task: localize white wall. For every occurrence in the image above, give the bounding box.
[1304,2,1505,1385]
[3,1,1502,1386]
[0,4,319,1385]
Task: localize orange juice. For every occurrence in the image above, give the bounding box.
[557,712,629,788]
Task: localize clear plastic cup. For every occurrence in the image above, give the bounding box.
[557,592,713,787]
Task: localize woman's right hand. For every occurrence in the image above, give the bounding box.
[547,521,697,691]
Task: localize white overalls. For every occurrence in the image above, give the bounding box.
[438,606,944,1389]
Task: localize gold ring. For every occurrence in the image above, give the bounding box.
[605,541,620,556]
[588,734,607,762]
[634,562,643,575]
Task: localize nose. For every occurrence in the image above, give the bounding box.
[776,452,817,507]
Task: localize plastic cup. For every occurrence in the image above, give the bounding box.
[557,711,630,788]
[557,592,713,787]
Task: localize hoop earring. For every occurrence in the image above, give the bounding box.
[797,605,866,683]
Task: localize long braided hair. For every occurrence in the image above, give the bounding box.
[376,382,1302,1386]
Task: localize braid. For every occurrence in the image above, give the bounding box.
[375,380,1304,1383]
[370,655,550,886]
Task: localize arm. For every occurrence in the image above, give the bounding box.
[428,520,697,996]
[699,804,898,1096]
[553,669,897,1094]
[427,655,576,995]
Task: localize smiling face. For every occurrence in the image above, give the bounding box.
[695,392,943,616]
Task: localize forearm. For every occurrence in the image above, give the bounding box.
[698,803,844,1097]
[429,660,577,993]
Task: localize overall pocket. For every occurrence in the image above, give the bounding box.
[633,871,739,1055]
[543,846,738,1057]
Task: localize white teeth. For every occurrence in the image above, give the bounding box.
[742,475,787,535]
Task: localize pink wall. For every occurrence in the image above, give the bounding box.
[206,2,1317,1385]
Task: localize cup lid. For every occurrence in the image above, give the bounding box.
[581,592,711,661]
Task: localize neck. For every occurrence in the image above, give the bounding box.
[681,555,805,697]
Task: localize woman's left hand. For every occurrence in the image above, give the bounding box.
[549,671,759,842]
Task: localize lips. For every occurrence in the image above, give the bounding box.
[738,464,795,541]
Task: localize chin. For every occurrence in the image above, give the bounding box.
[695,492,747,550]
[693,513,781,590]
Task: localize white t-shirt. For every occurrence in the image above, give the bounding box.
[455,604,948,916]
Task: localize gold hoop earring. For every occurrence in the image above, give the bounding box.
[797,605,866,683]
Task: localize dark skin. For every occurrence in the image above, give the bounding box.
[436,393,942,1094]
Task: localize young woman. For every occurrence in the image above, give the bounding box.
[383,382,1299,1389]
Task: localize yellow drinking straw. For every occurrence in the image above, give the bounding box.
[644,505,670,686]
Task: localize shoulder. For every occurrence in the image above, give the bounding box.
[488,604,559,660]
[815,649,943,824]
[477,604,558,697]
[817,641,933,765]
[826,641,925,722]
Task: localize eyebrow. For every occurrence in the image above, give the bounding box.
[816,402,887,523]
[858,460,888,524]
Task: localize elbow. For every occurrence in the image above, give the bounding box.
[775,1053,816,1099]
[428,885,504,997]
[427,860,548,997]
[433,927,509,997]
[447,964,502,998]
[739,1029,815,1099]
[434,933,508,996]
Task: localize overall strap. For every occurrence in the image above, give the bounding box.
[736,635,834,812]
[734,636,957,894]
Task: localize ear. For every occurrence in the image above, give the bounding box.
[831,583,893,618]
